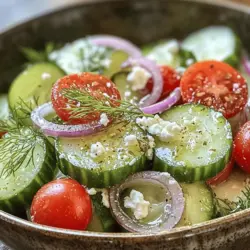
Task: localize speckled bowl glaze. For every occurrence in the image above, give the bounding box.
[1,0,250,249]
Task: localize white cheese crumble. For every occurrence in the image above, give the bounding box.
[90,142,105,158]
[101,189,110,208]
[146,135,155,160]
[41,72,51,80]
[185,58,194,66]
[136,115,182,142]
[106,82,111,88]
[127,66,151,91]
[124,190,150,220]
[87,188,97,195]
[124,134,137,146]
[100,113,109,126]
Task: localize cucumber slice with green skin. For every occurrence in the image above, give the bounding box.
[103,50,129,78]
[87,192,118,232]
[153,104,232,183]
[177,182,214,226]
[112,72,145,105]
[181,26,241,68]
[8,63,65,112]
[0,129,56,214]
[142,39,180,68]
[0,95,9,120]
[56,122,150,188]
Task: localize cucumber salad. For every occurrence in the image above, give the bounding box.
[1,25,250,233]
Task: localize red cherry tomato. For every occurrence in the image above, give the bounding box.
[51,73,121,124]
[30,179,92,230]
[180,61,248,119]
[233,121,250,174]
[147,65,181,100]
[206,157,234,186]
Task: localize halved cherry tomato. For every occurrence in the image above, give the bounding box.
[180,61,248,118]
[51,73,121,124]
[147,65,181,100]
[30,179,92,230]
[206,157,234,186]
[233,121,250,174]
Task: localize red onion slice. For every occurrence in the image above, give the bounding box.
[109,171,184,233]
[122,58,163,107]
[90,35,142,58]
[141,87,181,114]
[243,56,250,76]
[31,102,103,137]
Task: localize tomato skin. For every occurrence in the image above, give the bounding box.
[206,157,234,186]
[51,73,121,124]
[147,65,181,100]
[233,121,250,174]
[30,179,92,230]
[180,61,248,119]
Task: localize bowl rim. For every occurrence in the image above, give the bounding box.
[1,0,250,241]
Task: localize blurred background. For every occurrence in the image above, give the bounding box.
[0,0,250,32]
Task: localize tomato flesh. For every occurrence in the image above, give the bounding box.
[180,61,248,118]
[30,179,92,230]
[147,65,181,100]
[51,73,121,124]
[233,121,250,174]
[206,157,234,186]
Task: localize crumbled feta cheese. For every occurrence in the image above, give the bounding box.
[100,113,109,126]
[41,72,51,80]
[129,158,137,166]
[124,91,132,97]
[48,39,110,74]
[127,66,151,91]
[146,135,155,160]
[101,189,110,208]
[90,142,105,158]
[106,82,111,88]
[136,115,181,142]
[124,190,150,220]
[124,134,137,146]
[183,117,197,126]
[185,58,194,66]
[87,188,97,195]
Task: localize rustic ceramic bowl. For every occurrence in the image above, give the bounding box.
[1,0,250,249]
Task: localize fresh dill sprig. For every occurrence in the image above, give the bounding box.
[61,87,153,122]
[0,98,45,178]
[216,186,250,215]
[0,128,40,178]
[78,42,111,73]
[0,97,38,132]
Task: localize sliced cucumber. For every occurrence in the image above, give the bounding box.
[153,104,232,182]
[177,182,214,226]
[181,26,241,67]
[56,122,150,188]
[103,50,129,78]
[142,39,180,67]
[212,169,250,216]
[87,192,118,232]
[112,72,144,105]
[8,63,65,112]
[0,95,9,120]
[0,129,56,214]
